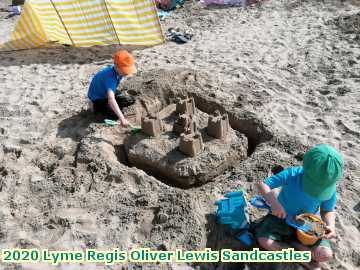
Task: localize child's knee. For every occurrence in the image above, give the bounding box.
[312,246,333,262]
[257,237,275,250]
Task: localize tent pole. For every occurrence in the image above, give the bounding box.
[103,0,121,46]
[151,0,165,43]
[50,0,75,46]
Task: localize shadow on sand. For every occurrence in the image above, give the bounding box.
[0,44,150,67]
[56,109,96,141]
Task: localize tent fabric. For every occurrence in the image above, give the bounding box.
[0,0,164,51]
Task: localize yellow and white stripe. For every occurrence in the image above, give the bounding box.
[0,0,164,50]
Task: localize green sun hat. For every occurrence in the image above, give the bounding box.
[302,144,344,200]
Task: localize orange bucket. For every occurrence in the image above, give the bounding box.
[296,213,326,246]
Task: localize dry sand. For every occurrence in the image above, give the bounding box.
[0,0,359,269]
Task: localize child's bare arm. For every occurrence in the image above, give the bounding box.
[257,181,286,219]
[321,210,336,239]
[107,90,128,126]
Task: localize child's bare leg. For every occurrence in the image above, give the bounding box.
[311,246,333,262]
[257,237,292,251]
[287,241,318,270]
[289,241,332,262]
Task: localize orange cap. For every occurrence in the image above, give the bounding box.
[112,50,136,76]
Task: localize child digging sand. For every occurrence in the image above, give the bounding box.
[256,144,343,269]
[87,50,137,126]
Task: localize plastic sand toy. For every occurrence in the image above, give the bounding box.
[251,196,329,245]
[215,191,254,246]
[295,213,327,245]
[250,196,310,232]
[104,119,142,134]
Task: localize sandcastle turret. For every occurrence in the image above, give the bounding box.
[207,110,230,139]
[141,114,163,136]
[173,114,197,135]
[176,97,196,115]
[179,132,204,157]
[179,119,203,157]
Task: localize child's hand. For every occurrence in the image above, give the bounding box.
[324,225,336,239]
[120,118,129,127]
[271,201,286,219]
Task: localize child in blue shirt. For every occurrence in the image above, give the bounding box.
[88,50,136,126]
[256,144,343,269]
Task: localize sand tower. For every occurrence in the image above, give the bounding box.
[207,111,230,139]
[176,97,196,115]
[173,114,197,135]
[179,132,204,157]
[141,114,163,136]
[179,120,204,157]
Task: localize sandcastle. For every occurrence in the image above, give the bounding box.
[125,97,248,187]
[173,113,204,156]
[176,97,196,115]
[207,110,230,139]
[141,114,163,136]
[179,132,204,157]
[178,119,204,157]
[173,114,196,134]
[175,99,204,157]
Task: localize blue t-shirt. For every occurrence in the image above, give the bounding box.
[88,65,122,101]
[264,167,336,216]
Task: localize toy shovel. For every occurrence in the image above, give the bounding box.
[104,119,141,134]
[104,119,119,126]
[285,215,310,232]
[250,196,310,233]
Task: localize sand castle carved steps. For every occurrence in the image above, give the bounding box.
[207,110,230,139]
[141,114,163,137]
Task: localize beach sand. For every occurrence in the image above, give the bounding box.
[0,0,359,269]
